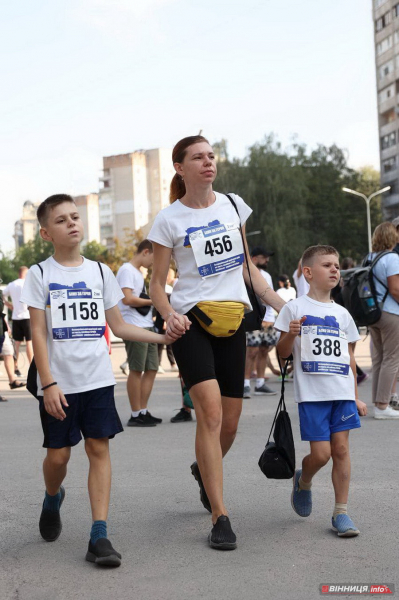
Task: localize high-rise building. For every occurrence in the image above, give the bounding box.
[74,193,100,246]
[98,148,174,247]
[373,0,399,218]
[14,200,40,251]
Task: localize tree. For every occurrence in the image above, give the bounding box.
[14,235,53,268]
[0,251,18,284]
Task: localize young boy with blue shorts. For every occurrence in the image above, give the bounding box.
[21,194,173,566]
[275,245,367,537]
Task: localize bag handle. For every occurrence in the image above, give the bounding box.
[225,194,263,322]
[266,359,289,444]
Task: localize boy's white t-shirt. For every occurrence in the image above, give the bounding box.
[3,279,30,320]
[21,256,124,396]
[148,192,252,315]
[116,263,153,328]
[274,295,360,403]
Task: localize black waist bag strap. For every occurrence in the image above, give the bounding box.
[258,360,296,479]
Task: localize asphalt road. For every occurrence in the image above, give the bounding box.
[0,342,397,600]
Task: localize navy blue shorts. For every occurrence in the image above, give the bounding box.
[298,400,361,441]
[39,385,123,449]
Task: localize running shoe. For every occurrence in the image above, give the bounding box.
[39,486,65,542]
[389,394,399,410]
[243,385,251,399]
[208,516,237,550]
[0,395,8,402]
[119,362,128,376]
[374,406,399,419]
[190,461,211,513]
[331,514,360,537]
[14,369,22,378]
[254,383,277,396]
[171,408,193,423]
[86,538,122,567]
[158,365,165,374]
[127,414,156,427]
[291,469,312,517]
[356,372,369,385]
[146,411,162,424]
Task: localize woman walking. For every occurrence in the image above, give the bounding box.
[149,135,284,549]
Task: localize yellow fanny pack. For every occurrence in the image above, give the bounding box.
[190,301,245,337]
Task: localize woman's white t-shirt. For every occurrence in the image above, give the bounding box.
[274,295,360,403]
[21,256,124,396]
[148,192,253,315]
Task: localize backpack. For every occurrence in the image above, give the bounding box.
[341,251,393,327]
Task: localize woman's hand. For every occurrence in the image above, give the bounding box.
[166,312,191,341]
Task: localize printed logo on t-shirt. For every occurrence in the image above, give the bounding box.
[183,220,221,248]
[301,314,350,376]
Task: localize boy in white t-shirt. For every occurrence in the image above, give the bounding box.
[275,245,367,537]
[21,194,173,567]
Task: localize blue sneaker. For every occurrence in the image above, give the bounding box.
[291,469,312,517]
[331,514,360,537]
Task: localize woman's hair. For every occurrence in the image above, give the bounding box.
[278,274,290,288]
[169,135,210,203]
[372,222,398,252]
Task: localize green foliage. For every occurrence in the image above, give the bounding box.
[0,251,18,284]
[215,136,382,281]
[14,234,54,267]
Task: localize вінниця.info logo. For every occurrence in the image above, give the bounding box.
[320,584,394,595]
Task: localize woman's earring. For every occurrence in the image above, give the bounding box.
[181,176,184,181]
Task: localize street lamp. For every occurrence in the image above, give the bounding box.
[246,230,261,238]
[342,186,391,253]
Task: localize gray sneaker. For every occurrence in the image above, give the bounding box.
[243,385,251,399]
[254,383,277,396]
[389,393,399,410]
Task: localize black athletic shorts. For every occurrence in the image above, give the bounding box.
[172,315,246,398]
[12,319,32,342]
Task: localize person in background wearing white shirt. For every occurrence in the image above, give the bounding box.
[116,240,162,427]
[293,259,310,297]
[244,247,279,398]
[3,266,33,371]
[276,274,296,303]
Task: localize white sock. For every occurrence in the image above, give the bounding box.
[132,410,140,418]
[140,409,147,415]
[244,379,250,387]
[256,378,265,388]
[333,502,347,519]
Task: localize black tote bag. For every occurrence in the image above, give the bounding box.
[258,360,296,479]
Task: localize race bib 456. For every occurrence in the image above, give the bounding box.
[189,223,244,278]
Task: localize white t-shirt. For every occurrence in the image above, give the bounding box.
[292,270,310,297]
[116,263,153,328]
[260,270,275,323]
[3,279,30,320]
[148,192,252,315]
[274,295,360,403]
[21,256,124,396]
[277,286,297,303]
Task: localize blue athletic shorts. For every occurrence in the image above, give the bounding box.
[298,400,361,441]
[39,385,123,449]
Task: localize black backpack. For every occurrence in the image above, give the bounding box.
[341,251,393,327]
[258,360,295,480]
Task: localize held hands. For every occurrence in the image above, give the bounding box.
[356,399,368,417]
[165,312,191,341]
[43,385,69,421]
[289,316,306,336]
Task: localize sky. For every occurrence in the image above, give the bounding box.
[0,0,379,254]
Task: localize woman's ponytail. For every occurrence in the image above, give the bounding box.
[170,174,186,203]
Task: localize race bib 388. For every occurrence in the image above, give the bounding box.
[301,325,350,376]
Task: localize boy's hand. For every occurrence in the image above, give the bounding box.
[356,399,368,417]
[166,313,191,341]
[43,385,69,421]
[164,331,175,345]
[289,316,306,336]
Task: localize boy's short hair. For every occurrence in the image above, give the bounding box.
[136,239,153,254]
[37,194,76,226]
[301,245,339,267]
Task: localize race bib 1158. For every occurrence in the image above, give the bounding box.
[50,288,106,341]
[301,324,350,376]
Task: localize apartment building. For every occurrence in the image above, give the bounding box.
[74,193,100,246]
[373,0,399,217]
[99,148,174,247]
[13,200,40,251]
